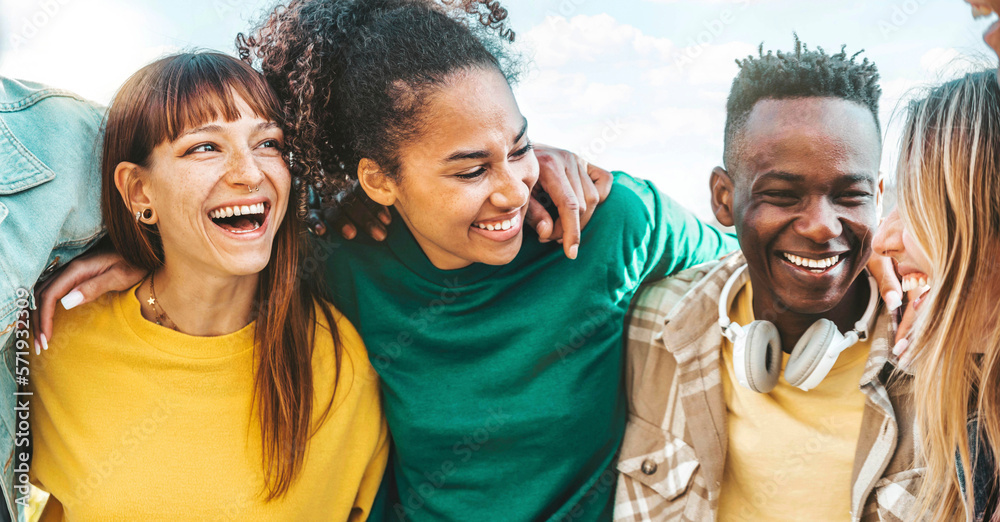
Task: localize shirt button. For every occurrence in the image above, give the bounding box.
[641,460,657,475]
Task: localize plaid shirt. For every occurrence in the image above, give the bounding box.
[615,252,924,521]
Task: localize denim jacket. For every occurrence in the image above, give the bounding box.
[0,77,105,521]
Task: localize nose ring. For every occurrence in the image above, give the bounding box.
[248,184,260,193]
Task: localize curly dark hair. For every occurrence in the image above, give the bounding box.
[724,35,882,173]
[237,0,519,218]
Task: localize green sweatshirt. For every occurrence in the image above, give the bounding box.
[320,171,737,521]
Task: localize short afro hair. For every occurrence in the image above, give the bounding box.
[723,35,882,173]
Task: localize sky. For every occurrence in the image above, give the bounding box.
[0,0,996,220]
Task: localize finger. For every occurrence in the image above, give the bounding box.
[589,163,614,202]
[577,162,599,232]
[537,155,582,258]
[343,193,387,241]
[866,253,902,310]
[534,154,579,241]
[341,223,357,240]
[71,264,145,308]
[892,338,909,359]
[894,294,920,344]
[578,156,600,211]
[36,251,119,341]
[29,307,40,355]
[563,157,587,216]
[557,202,581,259]
[360,195,392,226]
[524,197,553,241]
[304,209,327,237]
[547,218,564,244]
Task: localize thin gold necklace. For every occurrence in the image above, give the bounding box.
[146,272,179,331]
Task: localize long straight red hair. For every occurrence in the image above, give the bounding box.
[100,51,340,500]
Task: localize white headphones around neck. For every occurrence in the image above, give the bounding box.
[718,264,879,393]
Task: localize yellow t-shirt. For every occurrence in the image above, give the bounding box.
[718,282,869,522]
[28,285,388,521]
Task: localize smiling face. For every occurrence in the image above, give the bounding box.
[874,207,932,293]
[133,95,290,277]
[363,67,538,270]
[717,97,882,315]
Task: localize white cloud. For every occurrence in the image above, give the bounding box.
[516,13,756,217]
[918,47,981,79]
[522,14,675,69]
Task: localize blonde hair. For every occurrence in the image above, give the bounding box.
[897,69,1000,521]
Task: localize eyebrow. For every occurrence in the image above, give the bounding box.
[180,124,223,138]
[256,121,280,132]
[179,121,279,138]
[757,171,876,186]
[443,119,529,163]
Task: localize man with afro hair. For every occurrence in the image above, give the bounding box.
[613,37,922,522]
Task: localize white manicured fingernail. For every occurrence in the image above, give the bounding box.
[40,333,49,351]
[34,340,40,355]
[61,290,84,310]
[892,338,909,357]
[885,291,902,311]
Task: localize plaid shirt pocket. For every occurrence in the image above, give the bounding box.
[615,416,702,520]
[871,468,925,522]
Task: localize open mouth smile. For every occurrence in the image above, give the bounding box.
[208,200,271,237]
[970,1,1000,43]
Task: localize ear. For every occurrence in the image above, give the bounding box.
[710,166,736,227]
[357,158,398,207]
[114,162,157,224]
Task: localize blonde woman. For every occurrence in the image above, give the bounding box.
[874,69,999,521]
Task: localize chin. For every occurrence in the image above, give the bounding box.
[777,289,849,316]
[221,255,271,277]
[473,239,523,266]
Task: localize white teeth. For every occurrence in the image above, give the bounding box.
[475,214,521,231]
[972,4,995,18]
[783,253,840,270]
[211,202,266,220]
[901,276,930,293]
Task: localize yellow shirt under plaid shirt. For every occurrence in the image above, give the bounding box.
[614,251,924,522]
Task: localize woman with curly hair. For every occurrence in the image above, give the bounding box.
[34,0,734,519]
[233,1,737,520]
